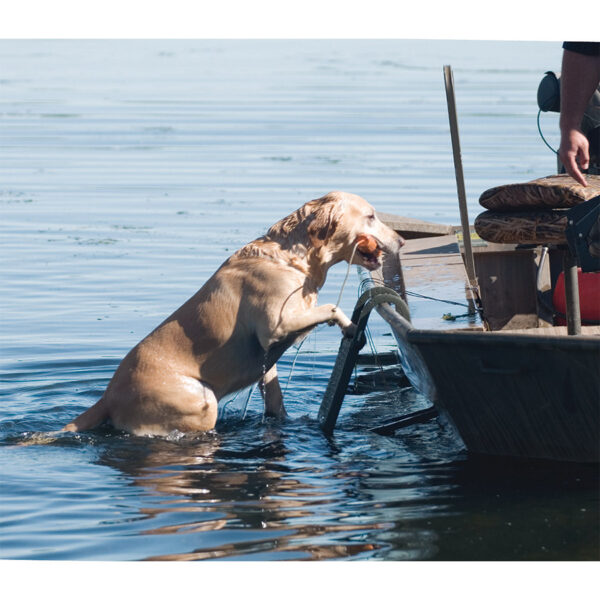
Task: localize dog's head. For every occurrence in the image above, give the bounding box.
[304,191,405,271]
[265,191,404,272]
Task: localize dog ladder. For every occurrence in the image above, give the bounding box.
[318,286,435,435]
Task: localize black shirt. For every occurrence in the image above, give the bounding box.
[563,41,600,56]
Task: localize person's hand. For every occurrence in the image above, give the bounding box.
[559,127,590,187]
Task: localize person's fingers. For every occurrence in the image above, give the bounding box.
[559,131,589,187]
[564,151,588,186]
[577,144,590,171]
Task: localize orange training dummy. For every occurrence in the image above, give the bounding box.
[356,234,380,256]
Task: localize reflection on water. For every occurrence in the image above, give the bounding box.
[1,353,599,561]
[1,40,598,561]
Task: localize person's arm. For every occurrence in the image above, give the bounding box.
[559,48,600,186]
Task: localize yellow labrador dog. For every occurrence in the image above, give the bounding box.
[64,191,404,436]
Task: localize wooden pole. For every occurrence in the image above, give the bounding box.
[563,250,582,335]
[443,65,479,302]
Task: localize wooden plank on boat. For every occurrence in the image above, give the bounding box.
[399,233,469,290]
[378,212,456,239]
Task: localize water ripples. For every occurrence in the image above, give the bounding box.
[2,40,598,562]
[2,352,597,560]
[0,351,465,560]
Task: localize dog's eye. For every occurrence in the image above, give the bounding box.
[367,213,376,222]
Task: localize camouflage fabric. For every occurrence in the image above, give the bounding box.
[479,174,600,211]
[474,209,568,244]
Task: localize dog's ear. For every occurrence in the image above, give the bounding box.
[306,195,344,246]
[268,208,303,238]
[266,192,345,248]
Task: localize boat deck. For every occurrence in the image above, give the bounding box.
[379,214,552,332]
[400,233,468,292]
[375,229,482,330]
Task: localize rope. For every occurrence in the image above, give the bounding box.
[280,243,360,397]
[442,312,472,321]
[363,323,384,373]
[241,384,257,420]
[279,243,373,405]
[283,337,307,395]
[360,277,471,310]
[404,290,471,309]
[334,242,359,310]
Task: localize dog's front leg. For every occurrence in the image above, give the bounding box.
[273,303,356,340]
[259,364,287,418]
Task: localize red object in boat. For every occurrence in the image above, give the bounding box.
[552,268,600,325]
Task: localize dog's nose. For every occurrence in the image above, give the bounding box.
[397,232,406,248]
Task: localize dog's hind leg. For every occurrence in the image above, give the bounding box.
[260,365,287,417]
[113,376,220,436]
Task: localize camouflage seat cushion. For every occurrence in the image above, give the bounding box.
[474,209,568,245]
[479,174,600,211]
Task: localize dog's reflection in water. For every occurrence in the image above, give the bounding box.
[95,423,383,561]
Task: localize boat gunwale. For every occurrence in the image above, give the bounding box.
[406,326,600,352]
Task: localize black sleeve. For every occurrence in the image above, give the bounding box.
[563,41,600,57]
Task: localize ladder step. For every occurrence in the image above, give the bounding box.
[318,286,411,435]
[369,406,438,435]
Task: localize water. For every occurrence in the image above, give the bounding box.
[1,40,598,562]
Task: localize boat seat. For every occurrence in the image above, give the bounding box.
[478,174,600,211]
[474,208,568,245]
[474,174,600,334]
[474,174,600,246]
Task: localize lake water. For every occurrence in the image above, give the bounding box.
[1,40,598,562]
